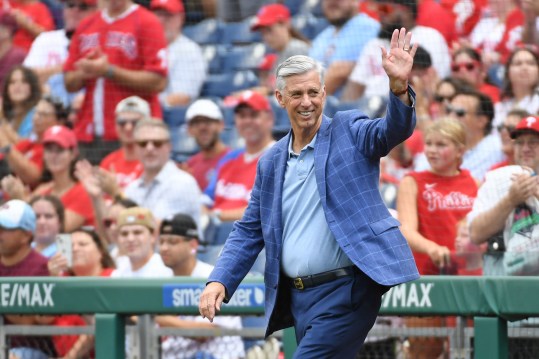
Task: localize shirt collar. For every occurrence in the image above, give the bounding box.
[287,134,317,159]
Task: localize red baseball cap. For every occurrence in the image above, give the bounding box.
[150,0,184,14]
[259,53,278,71]
[251,4,291,31]
[235,91,271,112]
[43,125,78,150]
[511,116,539,139]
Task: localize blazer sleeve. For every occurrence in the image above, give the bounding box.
[207,161,266,301]
[349,86,416,159]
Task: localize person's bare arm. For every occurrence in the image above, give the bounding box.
[155,315,218,329]
[397,176,450,268]
[470,174,538,244]
[64,69,88,93]
[64,209,86,233]
[163,93,192,107]
[6,150,42,186]
[9,8,47,38]
[324,61,356,95]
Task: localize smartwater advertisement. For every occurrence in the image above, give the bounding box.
[162,283,265,308]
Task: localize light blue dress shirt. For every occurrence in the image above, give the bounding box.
[281,134,353,278]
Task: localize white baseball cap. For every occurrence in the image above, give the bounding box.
[115,96,151,118]
[0,200,36,233]
[185,99,224,123]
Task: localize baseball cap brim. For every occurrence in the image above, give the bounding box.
[0,217,20,230]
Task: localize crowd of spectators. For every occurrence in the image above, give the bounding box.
[0,0,538,357]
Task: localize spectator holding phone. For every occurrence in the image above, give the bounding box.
[48,228,116,358]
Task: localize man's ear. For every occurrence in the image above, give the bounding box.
[275,90,285,108]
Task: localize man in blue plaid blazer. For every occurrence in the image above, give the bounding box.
[200,28,420,358]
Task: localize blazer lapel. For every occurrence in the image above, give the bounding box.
[271,133,290,249]
[314,116,331,205]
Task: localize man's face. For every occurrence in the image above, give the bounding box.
[448,94,486,137]
[514,133,539,170]
[234,107,273,147]
[187,116,224,151]
[451,53,483,87]
[115,111,145,145]
[377,1,414,39]
[153,9,183,43]
[159,234,195,269]
[0,227,31,257]
[63,0,97,33]
[134,126,171,173]
[275,70,326,135]
[322,0,357,27]
[117,224,154,263]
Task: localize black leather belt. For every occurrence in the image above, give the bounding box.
[288,266,356,290]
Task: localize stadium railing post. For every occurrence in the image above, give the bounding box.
[474,317,508,359]
[95,313,126,359]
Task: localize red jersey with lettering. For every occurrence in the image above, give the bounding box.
[186,147,230,191]
[100,148,142,189]
[210,150,259,211]
[10,0,54,52]
[64,5,167,142]
[407,170,477,275]
[39,182,95,227]
[15,138,44,171]
[440,0,486,37]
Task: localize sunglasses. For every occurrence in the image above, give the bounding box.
[434,94,452,103]
[136,139,169,148]
[445,105,467,118]
[451,61,480,72]
[64,1,92,10]
[496,124,516,133]
[116,118,139,128]
[103,218,116,228]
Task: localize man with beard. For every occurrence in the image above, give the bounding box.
[343,0,450,101]
[183,99,230,191]
[23,0,98,105]
[308,0,380,99]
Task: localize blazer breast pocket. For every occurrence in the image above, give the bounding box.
[368,216,401,236]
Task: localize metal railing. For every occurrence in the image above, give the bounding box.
[0,276,538,358]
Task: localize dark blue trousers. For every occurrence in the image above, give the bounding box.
[290,267,389,358]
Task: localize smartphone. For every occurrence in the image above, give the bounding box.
[56,234,73,267]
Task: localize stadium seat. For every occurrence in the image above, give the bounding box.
[162,105,188,127]
[201,71,259,98]
[197,244,224,265]
[283,0,303,15]
[183,18,222,45]
[300,0,324,17]
[221,17,262,45]
[202,44,228,74]
[291,14,328,40]
[222,43,267,72]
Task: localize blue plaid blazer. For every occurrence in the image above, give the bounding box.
[208,91,420,336]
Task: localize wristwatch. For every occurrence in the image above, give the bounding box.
[0,145,11,155]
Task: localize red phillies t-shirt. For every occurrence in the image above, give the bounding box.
[39,183,96,227]
[407,170,477,275]
[186,147,230,191]
[15,139,44,171]
[212,152,259,211]
[64,5,167,142]
[495,8,525,63]
[440,0,486,37]
[100,148,142,189]
[417,0,458,45]
[10,0,54,52]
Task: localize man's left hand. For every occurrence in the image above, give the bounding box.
[380,27,418,95]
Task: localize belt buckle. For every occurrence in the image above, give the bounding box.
[293,278,304,290]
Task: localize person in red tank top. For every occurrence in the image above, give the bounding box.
[397,118,479,359]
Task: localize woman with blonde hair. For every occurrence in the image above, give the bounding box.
[397,118,479,358]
